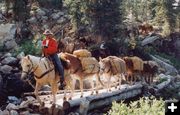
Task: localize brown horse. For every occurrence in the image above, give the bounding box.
[99,56,126,91]
[59,52,104,97]
[123,56,144,84]
[143,61,158,84]
[21,55,73,105]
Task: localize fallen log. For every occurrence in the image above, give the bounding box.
[63,83,143,114]
[23,89,93,97]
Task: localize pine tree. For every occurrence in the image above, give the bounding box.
[87,0,123,39]
[154,0,177,36]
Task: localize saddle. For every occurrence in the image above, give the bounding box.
[73,49,99,73]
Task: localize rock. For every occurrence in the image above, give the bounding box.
[10,110,18,115]
[30,10,36,16]
[4,39,17,50]
[41,16,48,22]
[0,65,13,74]
[8,96,22,105]
[0,24,16,41]
[20,96,36,108]
[36,8,46,16]
[27,17,37,24]
[1,6,6,14]
[51,11,64,20]
[57,17,66,24]
[0,110,2,115]
[6,103,19,110]
[40,85,51,91]
[20,111,30,115]
[1,53,12,59]
[2,110,9,115]
[0,74,2,83]
[1,57,17,65]
[17,52,25,59]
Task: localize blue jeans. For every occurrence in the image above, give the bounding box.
[49,54,64,81]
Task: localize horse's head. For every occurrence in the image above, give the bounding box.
[21,55,34,80]
[99,57,110,74]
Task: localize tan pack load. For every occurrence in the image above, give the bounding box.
[108,56,126,75]
[130,56,144,71]
[80,57,99,73]
[73,49,92,57]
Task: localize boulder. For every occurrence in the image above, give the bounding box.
[4,39,17,50]
[20,96,36,108]
[17,52,25,59]
[0,65,13,74]
[1,57,17,65]
[6,103,19,110]
[2,110,9,115]
[1,53,12,59]
[10,110,18,115]
[0,74,2,84]
[0,24,17,50]
[36,8,46,16]
[51,11,64,20]
[0,24,16,41]
[27,17,37,24]
[57,17,66,24]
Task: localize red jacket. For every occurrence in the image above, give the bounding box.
[42,37,58,56]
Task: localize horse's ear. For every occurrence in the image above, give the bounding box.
[27,55,30,60]
[99,57,102,61]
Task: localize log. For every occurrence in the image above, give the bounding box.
[150,55,178,75]
[63,83,143,114]
[141,36,159,46]
[155,75,172,92]
[23,89,93,97]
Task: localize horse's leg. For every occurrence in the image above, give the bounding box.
[69,78,75,100]
[95,74,100,94]
[51,82,58,104]
[90,78,94,95]
[80,79,84,98]
[118,74,122,90]
[34,83,42,105]
[107,75,112,92]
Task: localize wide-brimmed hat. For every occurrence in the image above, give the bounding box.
[43,29,53,35]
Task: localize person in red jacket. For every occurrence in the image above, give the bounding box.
[42,29,66,90]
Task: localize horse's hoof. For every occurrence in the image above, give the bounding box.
[80,95,83,98]
[96,91,99,94]
[63,97,67,101]
[115,86,117,89]
[91,92,94,95]
[68,97,72,100]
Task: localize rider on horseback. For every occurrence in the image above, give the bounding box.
[42,29,66,90]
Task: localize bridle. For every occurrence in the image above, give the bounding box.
[22,57,39,75]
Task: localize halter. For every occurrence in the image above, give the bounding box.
[22,58,39,75]
[22,56,55,79]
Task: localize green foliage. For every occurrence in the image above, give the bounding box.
[65,0,123,39]
[151,50,180,70]
[13,40,41,56]
[155,77,168,85]
[153,0,177,35]
[109,97,165,115]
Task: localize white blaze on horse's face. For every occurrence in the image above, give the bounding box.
[21,56,33,80]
